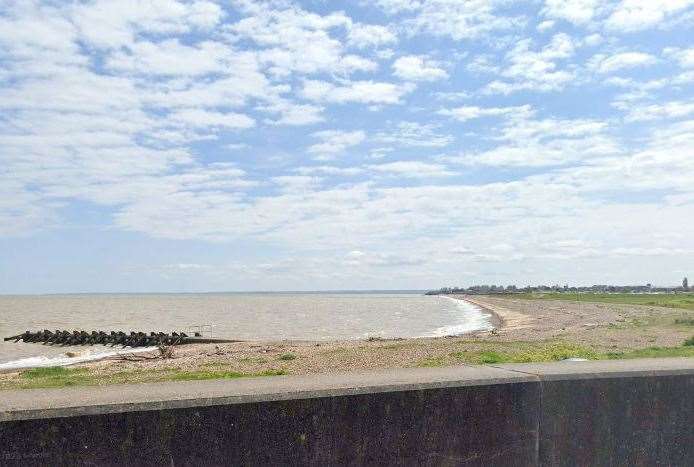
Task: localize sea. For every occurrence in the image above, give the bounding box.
[0,292,493,370]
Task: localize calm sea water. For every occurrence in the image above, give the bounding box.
[0,293,492,369]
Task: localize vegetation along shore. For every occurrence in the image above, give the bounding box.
[2,292,693,390]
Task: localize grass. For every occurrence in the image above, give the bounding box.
[278,352,297,361]
[3,365,288,390]
[604,345,694,358]
[416,356,448,367]
[450,341,600,365]
[413,339,694,368]
[513,292,694,311]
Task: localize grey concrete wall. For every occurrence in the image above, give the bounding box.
[495,359,694,466]
[1,358,693,466]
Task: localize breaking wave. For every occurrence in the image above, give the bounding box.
[0,346,158,372]
[424,297,494,337]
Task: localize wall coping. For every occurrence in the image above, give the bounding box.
[1,357,692,422]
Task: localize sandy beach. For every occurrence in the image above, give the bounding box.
[1,295,693,389]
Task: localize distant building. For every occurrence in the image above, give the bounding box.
[684,277,689,291]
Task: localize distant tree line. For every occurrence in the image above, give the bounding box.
[426,278,690,295]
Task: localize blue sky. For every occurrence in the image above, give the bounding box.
[1,0,693,293]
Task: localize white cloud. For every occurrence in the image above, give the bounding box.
[369,161,456,178]
[542,0,600,24]
[307,130,367,159]
[72,0,223,48]
[229,3,378,77]
[374,0,422,14]
[584,33,603,47]
[433,91,471,101]
[664,47,694,68]
[606,0,694,32]
[301,79,414,104]
[623,100,694,121]
[225,143,249,150]
[347,24,398,48]
[106,39,235,76]
[261,101,325,126]
[382,0,523,41]
[295,166,364,176]
[484,33,576,94]
[374,122,454,147]
[392,55,448,81]
[445,116,617,167]
[272,175,321,192]
[466,55,501,74]
[169,109,255,129]
[537,20,555,32]
[590,52,657,74]
[438,105,532,122]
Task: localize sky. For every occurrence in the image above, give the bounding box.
[1,0,693,294]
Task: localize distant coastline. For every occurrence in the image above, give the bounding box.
[427,279,690,296]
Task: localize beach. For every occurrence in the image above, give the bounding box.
[1,294,693,389]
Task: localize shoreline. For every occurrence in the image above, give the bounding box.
[448,295,505,331]
[1,295,693,389]
[449,295,534,332]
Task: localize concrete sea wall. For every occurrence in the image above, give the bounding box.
[1,358,693,466]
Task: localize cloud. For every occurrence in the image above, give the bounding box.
[623,100,694,122]
[295,166,364,176]
[307,130,367,159]
[347,24,398,48]
[272,175,321,192]
[444,116,617,167]
[229,3,378,77]
[466,55,501,74]
[542,0,600,24]
[343,249,426,267]
[261,102,325,126]
[71,0,223,48]
[433,91,471,101]
[374,0,422,14]
[301,79,414,104]
[664,47,694,68]
[374,122,454,147]
[392,55,448,81]
[590,52,657,74]
[168,109,255,129]
[605,0,694,32]
[368,161,456,178]
[105,39,235,76]
[438,105,532,122]
[378,0,523,41]
[484,33,576,94]
[537,20,555,32]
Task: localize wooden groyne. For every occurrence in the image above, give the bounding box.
[3,330,240,347]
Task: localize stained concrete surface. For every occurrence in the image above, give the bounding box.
[1,359,693,466]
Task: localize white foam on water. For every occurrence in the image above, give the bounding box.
[424,297,494,337]
[0,346,158,371]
